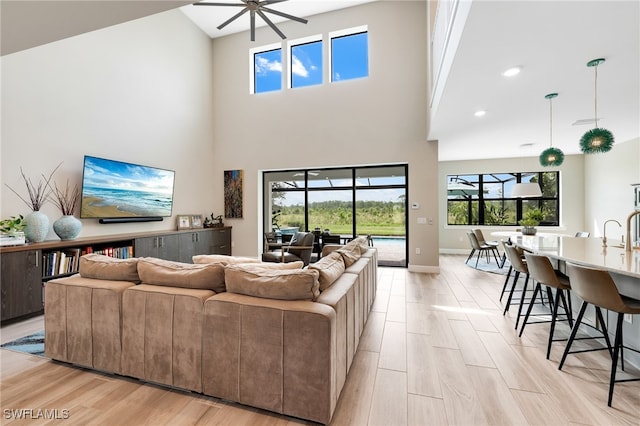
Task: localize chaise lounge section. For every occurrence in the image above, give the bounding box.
[44,236,377,424]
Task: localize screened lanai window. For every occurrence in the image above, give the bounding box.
[447,171,559,226]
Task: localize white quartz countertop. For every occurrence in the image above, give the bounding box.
[511,235,640,278]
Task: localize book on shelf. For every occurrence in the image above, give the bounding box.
[42,248,82,278]
[43,245,134,277]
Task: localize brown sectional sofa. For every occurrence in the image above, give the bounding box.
[44,236,377,425]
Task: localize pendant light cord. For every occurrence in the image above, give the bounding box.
[594,64,599,128]
[549,97,553,148]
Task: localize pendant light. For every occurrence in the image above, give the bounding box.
[580,58,614,153]
[539,93,564,166]
[510,182,542,198]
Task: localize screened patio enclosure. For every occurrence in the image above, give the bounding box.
[263,165,408,267]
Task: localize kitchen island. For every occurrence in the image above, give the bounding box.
[511,234,640,367]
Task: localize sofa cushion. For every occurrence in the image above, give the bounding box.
[308,251,345,291]
[225,264,320,301]
[79,253,140,283]
[336,240,362,267]
[137,257,225,293]
[192,254,261,265]
[252,261,304,270]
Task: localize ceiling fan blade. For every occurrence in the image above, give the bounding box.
[259,0,289,5]
[193,2,247,6]
[250,10,255,41]
[217,7,249,30]
[260,6,308,24]
[256,9,286,39]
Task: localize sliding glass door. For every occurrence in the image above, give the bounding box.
[263,164,407,267]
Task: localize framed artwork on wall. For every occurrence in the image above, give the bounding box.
[224,169,243,219]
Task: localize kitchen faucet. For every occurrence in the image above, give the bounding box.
[625,210,640,252]
[602,219,621,247]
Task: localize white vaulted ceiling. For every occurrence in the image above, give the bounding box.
[430,0,640,161]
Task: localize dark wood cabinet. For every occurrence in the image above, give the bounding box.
[178,230,214,262]
[0,250,43,322]
[0,227,232,323]
[134,234,181,261]
[211,227,232,255]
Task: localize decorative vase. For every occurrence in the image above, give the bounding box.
[521,226,537,236]
[53,215,82,240]
[24,211,49,242]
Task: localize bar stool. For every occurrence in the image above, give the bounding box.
[520,252,573,359]
[502,242,530,329]
[559,262,640,407]
[499,240,519,301]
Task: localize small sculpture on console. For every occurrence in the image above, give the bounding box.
[204,213,224,228]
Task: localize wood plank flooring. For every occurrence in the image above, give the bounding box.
[1,254,639,425]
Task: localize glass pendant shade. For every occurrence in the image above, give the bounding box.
[540,147,565,166]
[539,92,564,166]
[581,58,614,154]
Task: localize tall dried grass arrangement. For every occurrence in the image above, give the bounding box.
[47,179,81,216]
[5,164,61,211]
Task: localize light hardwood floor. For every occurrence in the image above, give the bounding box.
[1,254,639,425]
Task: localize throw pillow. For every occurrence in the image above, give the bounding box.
[336,238,362,267]
[192,254,261,265]
[79,254,140,283]
[308,252,345,291]
[225,264,320,301]
[247,261,304,270]
[137,257,225,293]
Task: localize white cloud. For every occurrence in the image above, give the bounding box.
[255,56,282,75]
[291,55,309,78]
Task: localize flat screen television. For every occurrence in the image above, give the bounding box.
[80,155,175,220]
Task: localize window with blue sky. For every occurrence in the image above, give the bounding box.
[290,39,323,89]
[252,26,368,94]
[331,28,368,82]
[254,48,282,93]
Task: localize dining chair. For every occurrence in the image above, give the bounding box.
[559,262,640,406]
[520,252,573,359]
[465,231,499,268]
[473,228,500,259]
[261,231,316,266]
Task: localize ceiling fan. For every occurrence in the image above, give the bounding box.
[193,0,308,41]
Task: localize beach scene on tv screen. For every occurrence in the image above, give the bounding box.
[81,157,174,218]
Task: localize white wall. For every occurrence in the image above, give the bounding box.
[584,137,640,240]
[1,10,215,239]
[439,154,585,251]
[209,1,439,271]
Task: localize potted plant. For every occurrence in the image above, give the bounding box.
[0,215,27,246]
[519,208,545,235]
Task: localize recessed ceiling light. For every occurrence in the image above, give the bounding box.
[520,142,535,148]
[474,110,486,117]
[502,67,521,77]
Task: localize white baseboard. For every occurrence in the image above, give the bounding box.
[408,264,440,274]
[439,248,470,255]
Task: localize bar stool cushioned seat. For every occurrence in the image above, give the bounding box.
[559,262,640,407]
[520,252,573,359]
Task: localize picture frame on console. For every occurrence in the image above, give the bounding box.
[190,215,204,229]
[177,215,191,230]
